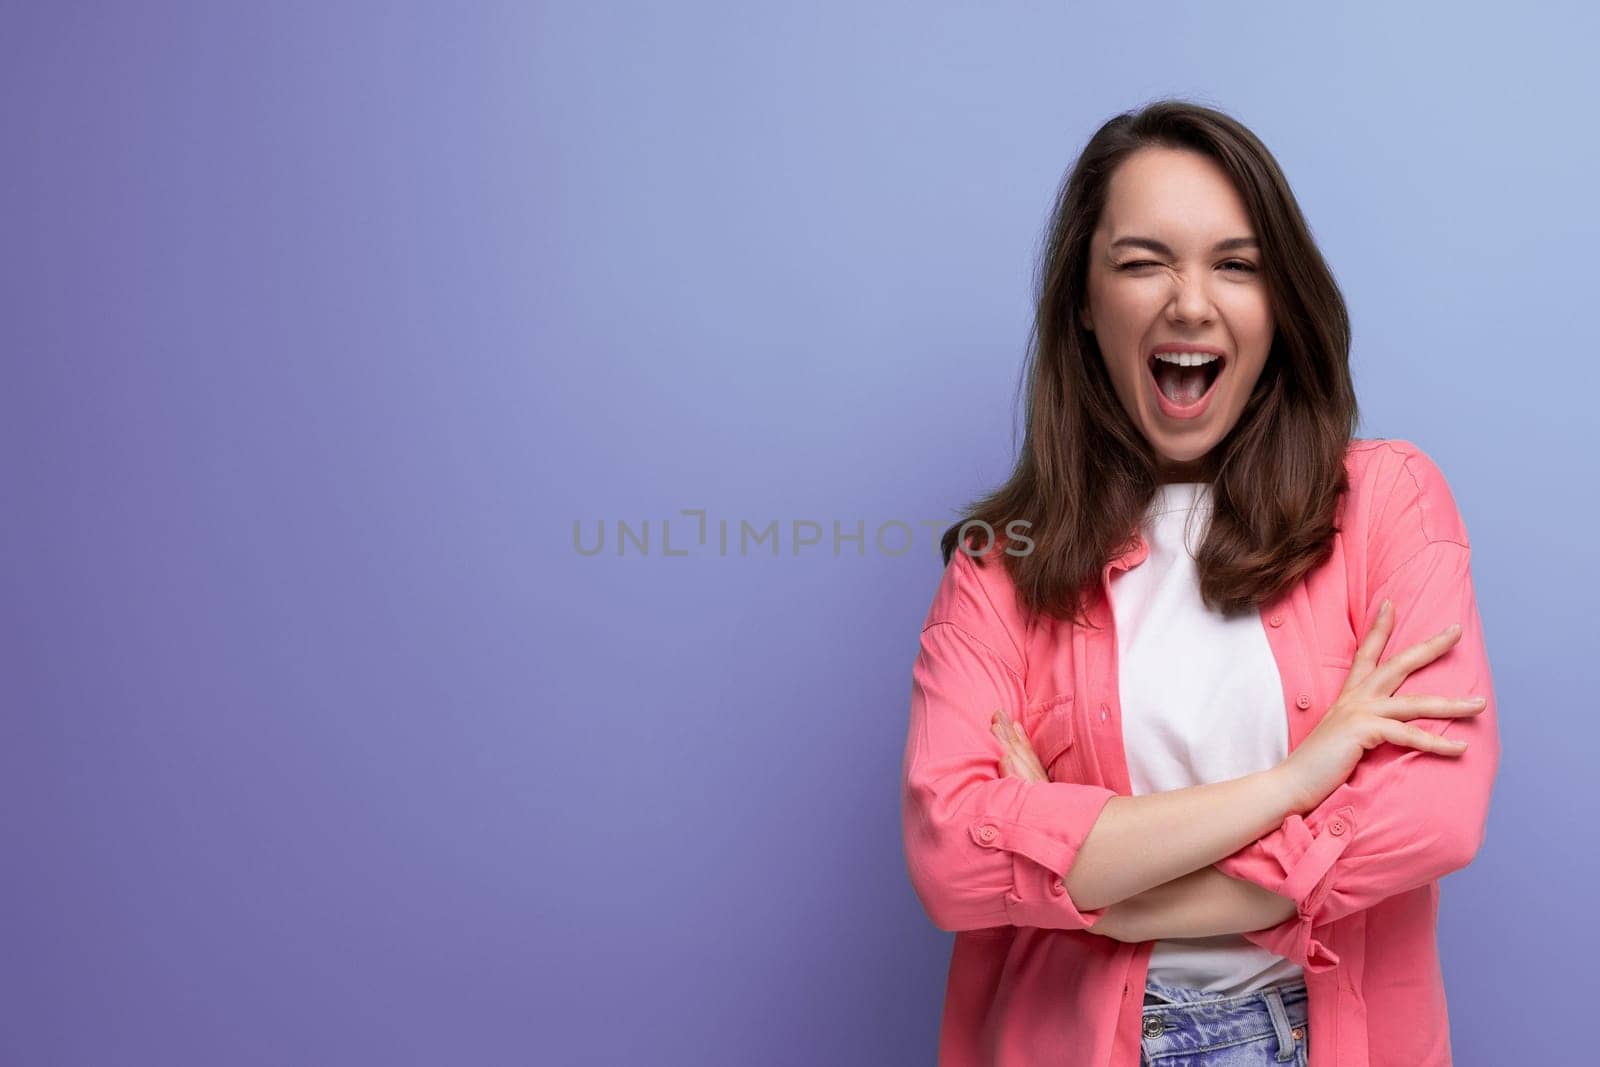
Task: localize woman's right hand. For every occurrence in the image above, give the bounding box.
[1274,598,1489,816]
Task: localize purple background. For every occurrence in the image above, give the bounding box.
[4,3,1589,1064]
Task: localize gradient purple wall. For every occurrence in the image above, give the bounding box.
[3,3,1590,1063]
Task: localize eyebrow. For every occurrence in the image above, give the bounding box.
[1109,235,1260,255]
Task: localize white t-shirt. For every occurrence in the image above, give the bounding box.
[1109,480,1305,995]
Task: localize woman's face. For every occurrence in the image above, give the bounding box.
[1080,145,1275,482]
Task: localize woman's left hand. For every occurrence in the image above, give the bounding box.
[992,706,1146,943]
[991,708,1050,783]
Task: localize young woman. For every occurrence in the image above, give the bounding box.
[899,100,1498,1066]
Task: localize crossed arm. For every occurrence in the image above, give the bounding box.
[904,458,1497,968]
[1095,864,1299,943]
[992,710,1299,943]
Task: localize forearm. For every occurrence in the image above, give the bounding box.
[1110,865,1299,941]
[1065,768,1300,912]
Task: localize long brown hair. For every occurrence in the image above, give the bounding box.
[940,98,1358,626]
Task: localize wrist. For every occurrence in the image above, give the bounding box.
[1262,764,1307,819]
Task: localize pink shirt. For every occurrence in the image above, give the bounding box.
[900,438,1499,1066]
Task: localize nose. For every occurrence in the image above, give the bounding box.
[1166,271,1217,327]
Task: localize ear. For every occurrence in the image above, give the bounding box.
[1079,307,1093,332]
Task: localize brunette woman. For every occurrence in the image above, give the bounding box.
[901,99,1497,1066]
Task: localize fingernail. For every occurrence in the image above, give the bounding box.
[1381,598,1391,613]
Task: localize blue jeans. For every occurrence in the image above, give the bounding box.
[1139,977,1309,1065]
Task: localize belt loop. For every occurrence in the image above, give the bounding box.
[1262,985,1296,1062]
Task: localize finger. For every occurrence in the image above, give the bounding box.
[1007,726,1049,781]
[1342,597,1400,698]
[1369,693,1487,722]
[1004,751,1042,783]
[1369,623,1464,696]
[992,716,1019,749]
[1376,719,1470,755]
[995,723,1044,782]
[996,716,1026,752]
[1347,597,1395,686]
[993,720,1031,771]
[1010,725,1045,769]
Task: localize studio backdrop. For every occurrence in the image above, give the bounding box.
[4,3,1587,1065]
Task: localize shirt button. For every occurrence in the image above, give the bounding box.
[1330,819,1346,836]
[977,825,997,843]
[1296,692,1312,710]
[1143,1016,1166,1038]
[1052,878,1066,894]
[1269,613,1284,627]
[1099,702,1109,723]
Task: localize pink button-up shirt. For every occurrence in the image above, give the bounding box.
[900,438,1499,1066]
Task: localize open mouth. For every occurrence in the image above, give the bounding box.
[1147,353,1225,407]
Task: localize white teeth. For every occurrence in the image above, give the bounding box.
[1152,351,1222,366]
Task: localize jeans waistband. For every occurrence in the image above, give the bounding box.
[1140,978,1308,1063]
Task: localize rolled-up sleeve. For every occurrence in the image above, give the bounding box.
[1214,449,1500,972]
[900,551,1120,934]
